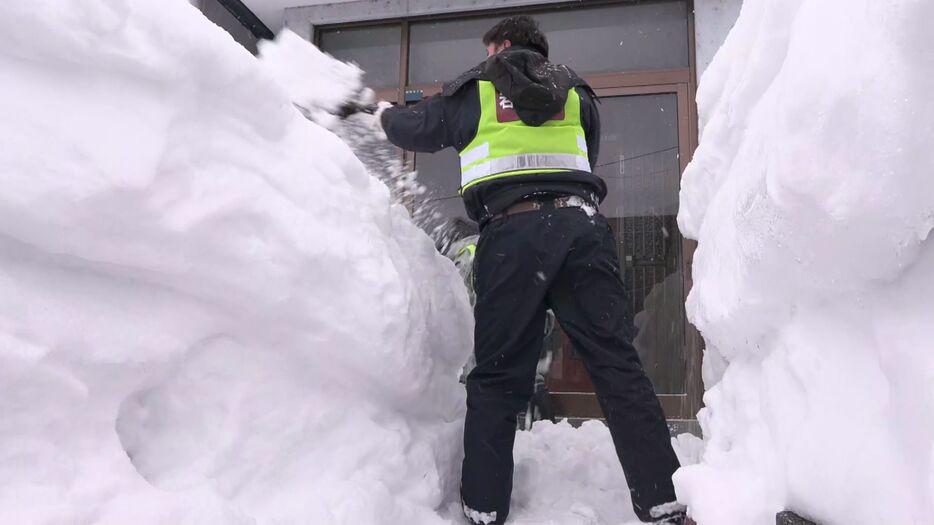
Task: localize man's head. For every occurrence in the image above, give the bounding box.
[483,15,549,58]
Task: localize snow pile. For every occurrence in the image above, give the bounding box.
[676,0,934,524]
[0,1,472,523]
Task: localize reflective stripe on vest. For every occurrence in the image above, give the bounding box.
[458,81,590,193]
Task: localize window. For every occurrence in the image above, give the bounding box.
[408,16,500,85]
[597,94,681,219]
[538,2,690,75]
[405,1,688,86]
[318,25,401,89]
[413,149,470,232]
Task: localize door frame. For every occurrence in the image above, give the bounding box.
[547,74,700,421]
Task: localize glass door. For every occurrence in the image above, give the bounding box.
[545,86,697,420]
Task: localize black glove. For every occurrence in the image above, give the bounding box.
[335,100,378,119]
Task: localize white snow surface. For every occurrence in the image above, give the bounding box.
[0,2,677,524]
[0,1,475,523]
[676,0,934,524]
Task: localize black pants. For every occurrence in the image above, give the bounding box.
[461,207,681,524]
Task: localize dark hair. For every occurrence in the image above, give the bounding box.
[482,15,549,58]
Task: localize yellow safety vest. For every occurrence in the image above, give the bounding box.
[459,80,590,193]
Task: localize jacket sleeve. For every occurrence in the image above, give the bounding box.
[379,95,453,153]
[577,87,601,170]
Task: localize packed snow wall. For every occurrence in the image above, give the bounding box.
[676,0,934,524]
[0,1,472,523]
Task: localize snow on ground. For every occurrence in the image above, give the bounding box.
[500,421,700,525]
[461,421,636,525]
[0,1,676,524]
[676,0,934,524]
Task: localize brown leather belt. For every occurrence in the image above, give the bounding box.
[499,195,595,218]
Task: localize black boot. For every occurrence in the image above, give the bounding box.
[651,502,691,524]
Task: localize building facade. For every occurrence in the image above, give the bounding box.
[201,0,743,431]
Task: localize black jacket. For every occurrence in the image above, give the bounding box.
[380,46,605,223]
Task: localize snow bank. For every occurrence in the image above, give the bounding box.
[0,1,472,523]
[676,0,934,523]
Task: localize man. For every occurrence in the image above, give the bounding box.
[378,16,688,525]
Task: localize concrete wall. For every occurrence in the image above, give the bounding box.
[198,0,260,54]
[283,0,572,41]
[693,0,743,80]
